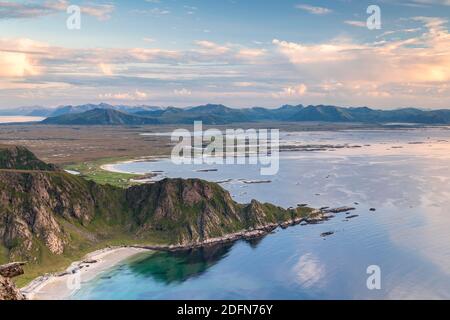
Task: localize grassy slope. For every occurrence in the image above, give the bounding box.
[64,157,140,188]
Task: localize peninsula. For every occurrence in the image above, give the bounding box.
[0,144,326,299]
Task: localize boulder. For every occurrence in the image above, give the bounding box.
[0,262,27,300]
[0,262,26,278]
[0,275,25,300]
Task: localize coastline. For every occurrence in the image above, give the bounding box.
[100,156,165,175]
[18,204,353,300]
[21,247,150,300]
[22,158,353,300]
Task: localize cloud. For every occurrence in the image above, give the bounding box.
[133,8,170,15]
[344,20,367,28]
[273,84,308,98]
[0,0,114,20]
[273,17,450,84]
[295,4,332,15]
[79,3,114,21]
[174,88,192,96]
[98,90,148,101]
[0,0,54,19]
[2,15,449,109]
[98,63,114,76]
[236,48,267,60]
[0,51,39,76]
[409,0,450,6]
[273,38,363,63]
[0,38,45,77]
[233,82,256,87]
[194,40,231,55]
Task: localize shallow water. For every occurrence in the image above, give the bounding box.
[0,116,45,123]
[73,128,450,299]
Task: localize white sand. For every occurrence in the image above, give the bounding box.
[100,163,134,174]
[100,156,165,175]
[21,247,150,300]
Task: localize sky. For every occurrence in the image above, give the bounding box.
[0,0,449,109]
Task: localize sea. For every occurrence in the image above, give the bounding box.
[72,127,450,299]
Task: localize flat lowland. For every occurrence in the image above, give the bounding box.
[0,122,386,165]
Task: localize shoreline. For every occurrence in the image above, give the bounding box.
[131,207,356,252]
[19,206,352,300]
[100,156,166,175]
[21,246,150,300]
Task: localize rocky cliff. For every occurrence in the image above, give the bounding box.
[0,170,127,263]
[0,262,26,300]
[126,178,306,245]
[0,145,57,171]
[0,171,311,263]
[0,146,314,293]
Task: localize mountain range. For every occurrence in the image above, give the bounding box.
[0,103,162,117]
[37,103,450,125]
[2,103,450,125]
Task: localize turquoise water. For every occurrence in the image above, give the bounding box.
[73,128,450,299]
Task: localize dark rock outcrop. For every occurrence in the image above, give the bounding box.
[0,262,26,278]
[0,262,26,300]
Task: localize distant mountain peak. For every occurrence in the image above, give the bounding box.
[28,103,450,125]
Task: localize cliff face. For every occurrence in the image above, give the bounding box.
[127,178,242,244]
[0,146,314,291]
[0,263,26,300]
[0,170,127,262]
[0,145,57,171]
[126,179,302,244]
[0,275,24,300]
[0,171,307,261]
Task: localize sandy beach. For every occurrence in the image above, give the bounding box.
[100,156,165,175]
[21,247,150,300]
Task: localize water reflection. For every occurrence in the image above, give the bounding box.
[129,244,234,284]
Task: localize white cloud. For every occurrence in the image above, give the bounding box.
[0,51,39,77]
[194,40,231,55]
[295,4,332,15]
[273,84,308,98]
[236,48,267,59]
[174,88,192,96]
[273,17,450,84]
[98,90,148,101]
[233,82,256,87]
[98,63,114,76]
[0,38,45,77]
[344,20,367,28]
[273,38,363,64]
[80,4,114,21]
[410,0,450,6]
[0,0,114,20]
[2,15,450,109]
[133,8,170,15]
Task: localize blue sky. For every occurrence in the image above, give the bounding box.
[0,0,449,109]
